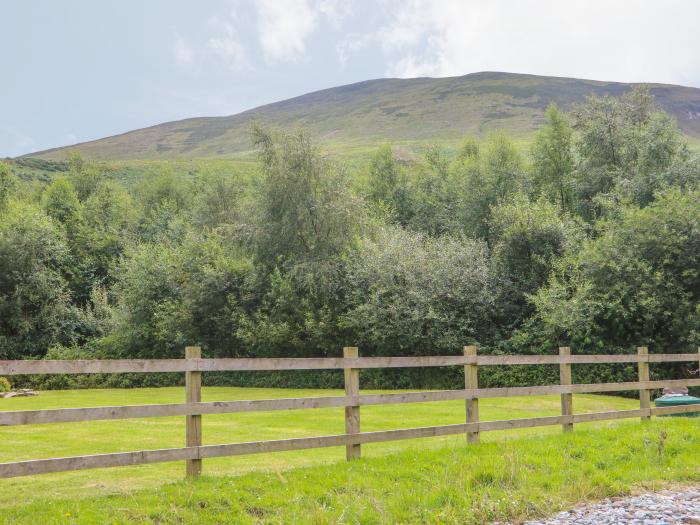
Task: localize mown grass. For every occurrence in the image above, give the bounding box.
[0,387,638,508]
[2,417,698,524]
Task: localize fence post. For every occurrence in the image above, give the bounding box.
[343,346,361,460]
[559,346,573,432]
[464,345,479,443]
[637,346,651,421]
[185,346,202,477]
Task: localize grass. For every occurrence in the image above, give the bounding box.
[1,412,697,524]
[0,387,685,519]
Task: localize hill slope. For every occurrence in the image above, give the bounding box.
[27,72,700,161]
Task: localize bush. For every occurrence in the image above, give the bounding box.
[343,226,495,356]
[0,377,11,392]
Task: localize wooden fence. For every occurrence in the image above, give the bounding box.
[0,346,699,479]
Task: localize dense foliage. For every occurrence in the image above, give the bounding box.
[2,88,699,389]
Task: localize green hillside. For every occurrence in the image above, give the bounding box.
[26,72,700,161]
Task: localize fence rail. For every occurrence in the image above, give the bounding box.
[0,346,698,479]
[3,353,699,375]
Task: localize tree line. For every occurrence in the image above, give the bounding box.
[1,87,699,389]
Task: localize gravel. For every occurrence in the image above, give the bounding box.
[517,487,700,525]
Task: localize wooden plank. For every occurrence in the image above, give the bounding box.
[359,389,467,406]
[343,347,361,460]
[575,409,647,423]
[200,424,471,459]
[478,354,700,365]
[185,347,202,477]
[573,378,700,394]
[0,397,348,426]
[479,414,571,431]
[0,447,197,478]
[0,425,473,478]
[464,345,479,443]
[197,356,472,371]
[567,354,644,364]
[651,404,700,417]
[4,378,700,428]
[476,354,642,365]
[0,356,471,375]
[201,356,474,371]
[0,359,189,375]
[361,378,700,406]
[5,378,700,428]
[5,405,697,479]
[638,347,651,421]
[559,347,573,432]
[477,355,560,365]
[3,353,700,375]
[647,353,700,363]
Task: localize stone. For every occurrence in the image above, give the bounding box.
[506,486,700,525]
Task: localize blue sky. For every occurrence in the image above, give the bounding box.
[2,0,700,157]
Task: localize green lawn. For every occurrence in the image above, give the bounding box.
[1,387,695,524]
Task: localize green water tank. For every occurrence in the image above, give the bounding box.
[654,394,700,417]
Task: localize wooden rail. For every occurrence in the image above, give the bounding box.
[3,353,698,375]
[0,346,698,479]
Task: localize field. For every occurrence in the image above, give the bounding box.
[2,387,698,524]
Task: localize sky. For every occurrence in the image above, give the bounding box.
[2,0,700,157]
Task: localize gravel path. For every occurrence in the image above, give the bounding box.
[520,487,700,524]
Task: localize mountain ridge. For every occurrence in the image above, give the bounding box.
[25,72,700,161]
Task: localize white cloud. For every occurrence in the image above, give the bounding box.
[336,33,373,68]
[256,0,318,61]
[207,13,248,70]
[315,0,350,29]
[173,33,194,66]
[377,0,700,86]
[194,0,351,68]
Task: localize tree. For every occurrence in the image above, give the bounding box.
[109,232,256,359]
[251,125,361,276]
[482,132,524,201]
[531,103,574,210]
[407,145,462,236]
[457,136,480,162]
[246,126,362,358]
[135,170,192,242]
[343,227,495,358]
[0,201,75,359]
[190,174,244,231]
[70,182,137,302]
[531,188,700,351]
[452,141,487,238]
[490,194,582,330]
[0,161,19,210]
[457,133,526,241]
[571,86,696,217]
[366,144,410,224]
[367,143,399,203]
[42,177,81,224]
[67,151,102,202]
[400,133,527,240]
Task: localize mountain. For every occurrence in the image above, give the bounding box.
[26,72,700,161]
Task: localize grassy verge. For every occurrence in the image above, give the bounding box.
[2,418,698,524]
